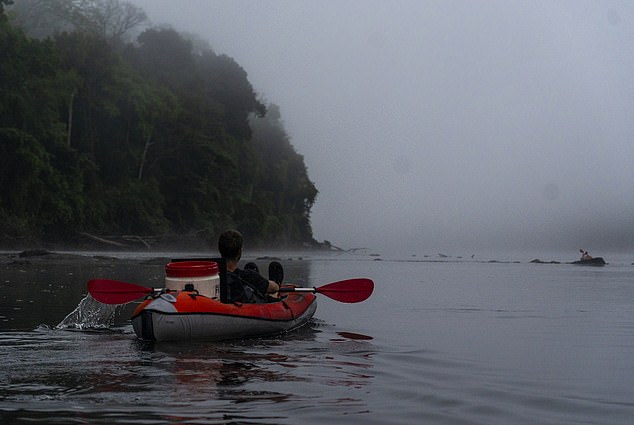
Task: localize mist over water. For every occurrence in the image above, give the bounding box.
[130,0,634,254]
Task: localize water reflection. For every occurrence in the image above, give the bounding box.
[127,325,376,410]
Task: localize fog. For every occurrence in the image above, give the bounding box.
[131,0,634,255]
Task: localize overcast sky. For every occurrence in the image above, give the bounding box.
[131,0,633,255]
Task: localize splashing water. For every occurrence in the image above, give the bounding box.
[55,294,121,330]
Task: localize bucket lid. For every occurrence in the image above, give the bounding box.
[165,261,218,278]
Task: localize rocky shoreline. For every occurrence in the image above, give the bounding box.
[0,249,171,267]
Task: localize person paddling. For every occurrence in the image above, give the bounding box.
[218,229,282,303]
[579,249,593,261]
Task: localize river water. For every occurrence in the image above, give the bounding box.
[1,250,633,424]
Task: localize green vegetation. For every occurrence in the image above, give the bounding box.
[0,1,318,248]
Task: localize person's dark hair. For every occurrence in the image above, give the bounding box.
[218,229,243,260]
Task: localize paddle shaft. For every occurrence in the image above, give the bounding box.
[279,287,315,293]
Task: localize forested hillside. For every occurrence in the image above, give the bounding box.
[0,0,318,249]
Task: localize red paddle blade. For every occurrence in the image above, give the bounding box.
[87,279,153,304]
[316,278,374,303]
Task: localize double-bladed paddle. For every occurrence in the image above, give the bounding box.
[87,277,373,305]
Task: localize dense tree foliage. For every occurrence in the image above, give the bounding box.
[0,2,318,248]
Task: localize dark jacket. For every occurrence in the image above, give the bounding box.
[226,268,269,303]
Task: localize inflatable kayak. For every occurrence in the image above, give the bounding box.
[131,289,317,342]
[87,259,373,342]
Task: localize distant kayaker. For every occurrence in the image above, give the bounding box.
[579,249,593,261]
[218,229,281,303]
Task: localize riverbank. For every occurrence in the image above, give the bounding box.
[0,249,167,267]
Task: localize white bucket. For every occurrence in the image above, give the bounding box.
[164,261,220,299]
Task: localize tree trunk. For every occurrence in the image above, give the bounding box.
[67,89,75,147]
[138,131,153,180]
